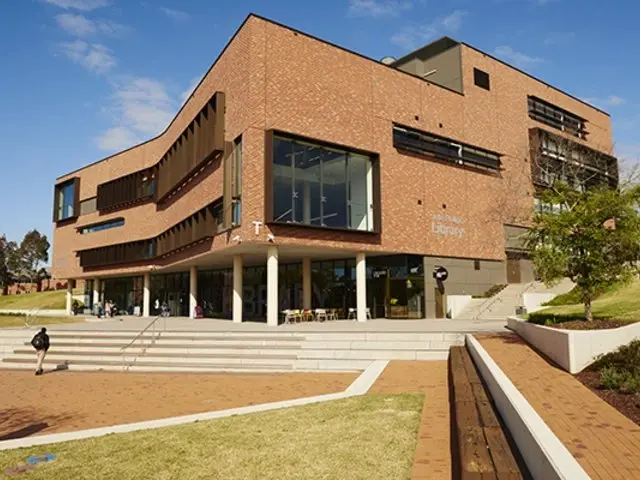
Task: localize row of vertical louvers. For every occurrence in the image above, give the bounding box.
[78,199,221,268]
[95,91,225,212]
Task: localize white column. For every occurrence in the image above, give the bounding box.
[233,255,243,323]
[266,246,279,327]
[302,257,312,310]
[143,273,151,317]
[356,252,367,322]
[189,266,197,318]
[92,278,100,308]
[65,281,73,316]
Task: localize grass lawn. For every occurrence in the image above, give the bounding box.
[528,279,640,324]
[0,394,423,480]
[0,290,69,311]
[0,315,84,328]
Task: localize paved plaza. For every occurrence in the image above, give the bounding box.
[480,334,640,480]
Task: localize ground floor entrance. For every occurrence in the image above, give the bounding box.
[79,245,514,324]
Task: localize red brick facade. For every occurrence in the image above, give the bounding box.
[52,15,613,282]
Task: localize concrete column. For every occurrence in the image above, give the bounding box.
[233,255,243,323]
[356,252,367,322]
[65,281,73,316]
[266,246,279,327]
[143,273,151,317]
[92,278,100,308]
[302,257,312,310]
[189,266,197,318]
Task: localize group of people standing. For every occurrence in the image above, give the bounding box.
[93,300,118,318]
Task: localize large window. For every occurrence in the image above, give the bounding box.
[272,135,375,231]
[528,96,587,139]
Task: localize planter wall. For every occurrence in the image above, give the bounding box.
[507,317,640,374]
[522,293,556,313]
[446,295,472,319]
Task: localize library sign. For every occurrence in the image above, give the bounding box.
[431,214,465,239]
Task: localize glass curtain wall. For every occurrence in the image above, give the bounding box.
[198,269,233,319]
[150,273,189,316]
[273,136,374,231]
[102,276,144,315]
[311,259,357,318]
[366,255,425,319]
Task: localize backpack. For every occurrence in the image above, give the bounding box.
[31,334,44,350]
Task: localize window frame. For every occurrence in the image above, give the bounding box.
[393,124,502,173]
[265,130,381,235]
[528,96,587,139]
[473,68,490,90]
[53,177,80,224]
[77,218,125,234]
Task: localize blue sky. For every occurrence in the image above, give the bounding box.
[1,0,639,253]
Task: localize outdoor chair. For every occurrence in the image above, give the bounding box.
[314,309,328,322]
[302,309,314,322]
[283,310,301,324]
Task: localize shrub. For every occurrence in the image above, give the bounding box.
[527,310,584,325]
[593,340,640,394]
[472,284,507,299]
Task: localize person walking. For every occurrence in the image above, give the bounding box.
[31,327,50,376]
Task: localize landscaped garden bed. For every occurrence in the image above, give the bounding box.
[550,319,636,330]
[575,340,640,426]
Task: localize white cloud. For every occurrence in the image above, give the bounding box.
[492,45,542,69]
[391,10,466,50]
[607,95,626,106]
[160,7,191,21]
[96,76,182,151]
[347,0,412,18]
[58,40,116,74]
[544,31,575,46]
[96,126,140,151]
[43,0,109,11]
[180,76,200,104]
[582,95,626,109]
[55,13,127,37]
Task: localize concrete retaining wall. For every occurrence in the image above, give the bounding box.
[507,316,640,374]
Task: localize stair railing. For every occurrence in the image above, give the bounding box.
[120,315,164,371]
[472,282,537,320]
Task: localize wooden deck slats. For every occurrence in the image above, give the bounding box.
[450,346,523,480]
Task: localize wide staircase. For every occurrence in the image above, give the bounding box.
[456,279,574,321]
[0,328,464,373]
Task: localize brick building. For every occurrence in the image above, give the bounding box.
[51,14,617,323]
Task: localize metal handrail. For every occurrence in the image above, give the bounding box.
[473,282,538,320]
[120,314,165,371]
[24,307,44,328]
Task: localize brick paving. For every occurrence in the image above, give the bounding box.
[479,334,640,480]
[369,361,451,480]
[0,370,356,440]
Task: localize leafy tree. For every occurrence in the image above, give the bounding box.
[0,235,17,290]
[15,230,50,286]
[527,183,640,321]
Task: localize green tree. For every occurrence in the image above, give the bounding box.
[527,183,640,321]
[15,230,50,286]
[0,235,17,290]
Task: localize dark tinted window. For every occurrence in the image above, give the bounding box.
[474,68,490,90]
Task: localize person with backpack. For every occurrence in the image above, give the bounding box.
[31,327,50,376]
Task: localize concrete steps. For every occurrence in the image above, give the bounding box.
[0,328,464,373]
